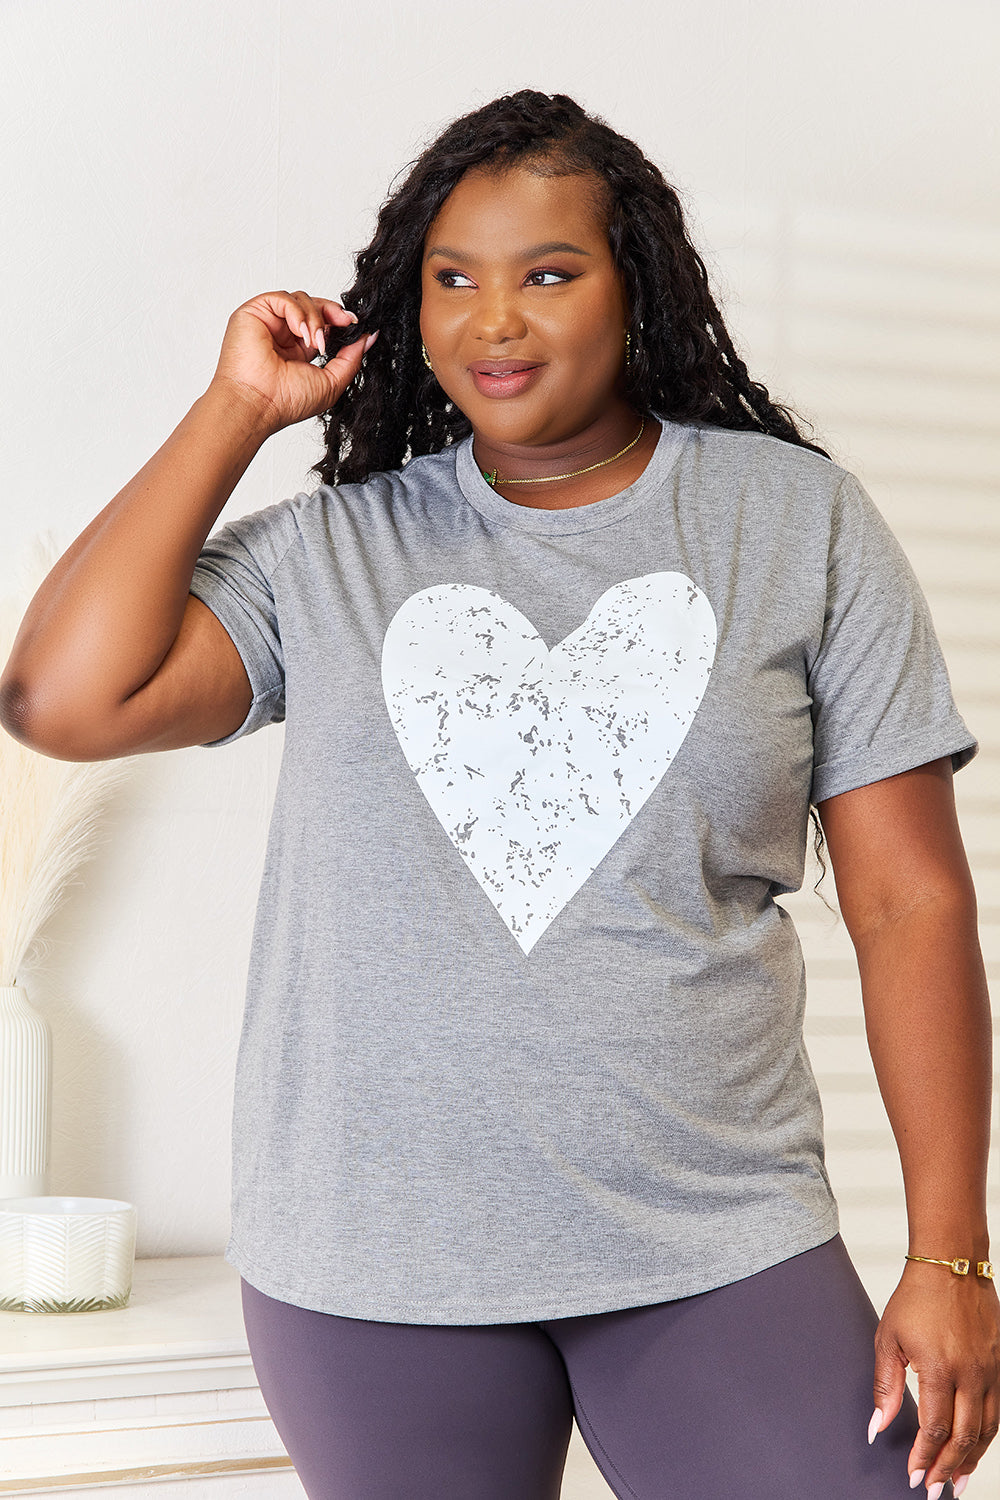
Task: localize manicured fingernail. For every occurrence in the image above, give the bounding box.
[346,310,359,324]
[300,322,311,347]
[953,1475,970,1496]
[315,327,326,356]
[363,331,379,352]
[868,1408,883,1444]
[909,1473,925,1490]
[928,1483,945,1500]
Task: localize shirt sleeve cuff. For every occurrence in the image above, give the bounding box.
[187,577,285,746]
[810,722,978,804]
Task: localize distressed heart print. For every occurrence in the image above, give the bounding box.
[381,573,716,954]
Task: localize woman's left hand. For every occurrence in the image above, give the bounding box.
[871,1258,1000,1493]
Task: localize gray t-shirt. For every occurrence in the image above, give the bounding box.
[189,417,976,1323]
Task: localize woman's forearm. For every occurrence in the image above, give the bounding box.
[818,759,993,1261]
[853,890,992,1259]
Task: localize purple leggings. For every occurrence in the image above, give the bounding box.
[241,1234,935,1499]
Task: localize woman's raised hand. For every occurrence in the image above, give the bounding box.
[209,291,376,435]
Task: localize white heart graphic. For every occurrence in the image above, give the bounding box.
[381,573,716,953]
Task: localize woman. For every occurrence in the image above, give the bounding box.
[1,91,996,1500]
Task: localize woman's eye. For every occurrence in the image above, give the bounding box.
[526,270,572,286]
[436,270,475,288]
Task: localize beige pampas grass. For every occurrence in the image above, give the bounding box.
[0,532,137,986]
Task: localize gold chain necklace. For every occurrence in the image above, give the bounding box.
[481,418,645,488]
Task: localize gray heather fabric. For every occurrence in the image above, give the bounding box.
[188,417,976,1324]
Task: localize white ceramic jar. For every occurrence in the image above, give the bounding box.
[0,1196,137,1312]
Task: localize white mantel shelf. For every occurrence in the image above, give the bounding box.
[0,1256,305,1497]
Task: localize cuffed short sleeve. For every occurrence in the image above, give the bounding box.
[188,499,299,747]
[808,474,977,804]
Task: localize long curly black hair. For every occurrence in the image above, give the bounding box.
[312,89,830,486]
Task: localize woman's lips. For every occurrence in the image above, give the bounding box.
[467,362,544,399]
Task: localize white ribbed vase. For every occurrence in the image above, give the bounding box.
[0,983,52,1199]
[0,1197,137,1312]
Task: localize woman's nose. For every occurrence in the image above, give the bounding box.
[472,288,528,344]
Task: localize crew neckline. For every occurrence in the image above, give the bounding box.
[454,416,692,534]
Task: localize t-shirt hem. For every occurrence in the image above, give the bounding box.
[811,723,978,805]
[225,1208,841,1324]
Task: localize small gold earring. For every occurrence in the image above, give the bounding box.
[421,342,433,371]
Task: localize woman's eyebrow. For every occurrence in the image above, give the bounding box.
[424,241,592,262]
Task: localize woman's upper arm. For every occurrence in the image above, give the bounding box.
[816,758,977,942]
[7,594,254,760]
[120,593,255,754]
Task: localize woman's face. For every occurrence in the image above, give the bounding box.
[419,165,631,452]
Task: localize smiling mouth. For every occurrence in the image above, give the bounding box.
[467,362,545,399]
[468,361,543,376]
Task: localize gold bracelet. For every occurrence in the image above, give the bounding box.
[905,1254,995,1280]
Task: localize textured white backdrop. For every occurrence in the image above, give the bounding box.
[1,2,997,1493]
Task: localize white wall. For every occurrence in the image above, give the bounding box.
[2,0,998,1488]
